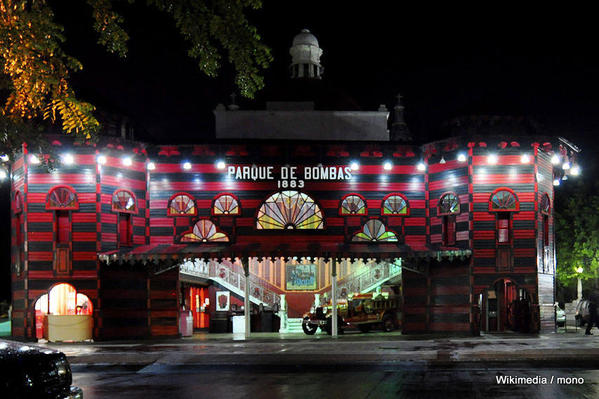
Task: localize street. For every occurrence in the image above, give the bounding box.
[72,366,599,399]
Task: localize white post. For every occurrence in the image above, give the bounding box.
[314,293,320,308]
[279,294,287,333]
[578,277,583,302]
[332,257,338,337]
[243,257,251,339]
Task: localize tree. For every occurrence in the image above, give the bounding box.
[555,178,599,291]
[0,0,272,142]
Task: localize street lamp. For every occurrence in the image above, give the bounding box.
[576,267,584,302]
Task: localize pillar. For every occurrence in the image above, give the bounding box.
[243,257,251,339]
[332,257,338,337]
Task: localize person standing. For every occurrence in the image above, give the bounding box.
[585,291,598,335]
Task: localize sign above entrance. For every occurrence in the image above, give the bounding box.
[227,165,353,189]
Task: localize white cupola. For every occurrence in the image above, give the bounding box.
[289,29,323,79]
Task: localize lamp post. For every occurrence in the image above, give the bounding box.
[576,267,584,302]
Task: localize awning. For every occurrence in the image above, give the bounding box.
[98,241,471,264]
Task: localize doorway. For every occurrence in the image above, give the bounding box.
[486,279,530,332]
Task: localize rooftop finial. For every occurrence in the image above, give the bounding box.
[390,93,411,142]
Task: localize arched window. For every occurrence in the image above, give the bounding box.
[46,186,78,210]
[381,193,409,216]
[489,188,519,212]
[352,219,398,242]
[540,193,550,215]
[112,189,136,247]
[438,192,460,246]
[34,283,93,339]
[212,194,240,216]
[112,189,137,214]
[256,191,324,230]
[181,219,229,242]
[168,192,196,216]
[340,194,367,215]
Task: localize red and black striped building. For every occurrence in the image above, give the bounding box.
[8,133,579,340]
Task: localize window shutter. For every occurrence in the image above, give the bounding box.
[446,215,456,246]
[498,218,509,244]
[119,213,132,246]
[57,211,70,244]
[55,247,71,274]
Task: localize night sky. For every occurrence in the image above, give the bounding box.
[1,3,598,301]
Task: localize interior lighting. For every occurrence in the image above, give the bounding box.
[570,165,581,176]
[350,161,359,171]
[553,179,560,186]
[0,154,9,162]
[183,162,192,170]
[487,154,498,164]
[62,153,74,165]
[216,160,226,169]
[417,162,426,171]
[562,161,571,170]
[551,154,560,165]
[520,154,530,164]
[457,153,467,162]
[123,157,132,166]
[383,161,393,170]
[29,154,40,164]
[147,162,156,171]
[97,155,107,165]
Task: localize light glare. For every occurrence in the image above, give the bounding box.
[123,157,132,166]
[183,162,192,170]
[216,160,226,169]
[551,154,560,165]
[97,155,107,165]
[553,179,560,186]
[350,161,359,171]
[29,154,40,164]
[487,154,498,164]
[562,162,570,170]
[520,154,530,164]
[570,165,580,176]
[147,162,156,170]
[383,161,393,170]
[457,153,467,162]
[62,153,74,165]
[417,162,426,171]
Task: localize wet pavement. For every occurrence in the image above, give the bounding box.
[72,366,599,398]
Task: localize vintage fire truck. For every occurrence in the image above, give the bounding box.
[302,292,401,335]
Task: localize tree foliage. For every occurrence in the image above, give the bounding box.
[0,0,272,142]
[555,178,599,287]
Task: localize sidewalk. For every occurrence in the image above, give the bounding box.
[34,328,599,369]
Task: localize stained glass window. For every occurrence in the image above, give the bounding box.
[489,189,518,211]
[438,193,460,215]
[340,194,367,215]
[112,189,137,213]
[181,219,229,242]
[352,219,398,242]
[168,193,196,216]
[213,194,240,216]
[382,194,408,216]
[46,186,78,210]
[540,193,550,215]
[256,191,324,230]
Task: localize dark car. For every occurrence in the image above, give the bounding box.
[575,299,599,327]
[0,339,82,398]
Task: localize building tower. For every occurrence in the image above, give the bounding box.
[390,93,412,141]
[290,29,323,79]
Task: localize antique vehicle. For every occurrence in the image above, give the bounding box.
[0,339,83,398]
[302,292,400,335]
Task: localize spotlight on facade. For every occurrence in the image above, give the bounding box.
[62,153,74,165]
[0,169,7,180]
[439,156,446,164]
[97,155,107,165]
[216,160,226,169]
[487,154,498,164]
[183,162,192,170]
[457,153,467,162]
[553,179,560,186]
[520,154,530,164]
[29,154,40,164]
[417,162,426,171]
[123,157,133,166]
[147,162,156,171]
[0,154,9,162]
[570,165,581,176]
[551,154,560,165]
[383,161,393,171]
[562,161,571,170]
[350,161,359,171]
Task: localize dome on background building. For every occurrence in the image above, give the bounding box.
[290,29,323,79]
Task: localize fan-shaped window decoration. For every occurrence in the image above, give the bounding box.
[489,188,519,212]
[438,192,460,216]
[46,186,78,210]
[382,194,408,216]
[14,191,23,214]
[256,191,324,230]
[168,193,196,216]
[540,193,551,215]
[213,194,240,216]
[340,194,367,215]
[181,219,229,242]
[112,189,137,214]
[352,219,398,242]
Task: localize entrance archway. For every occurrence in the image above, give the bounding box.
[485,279,531,333]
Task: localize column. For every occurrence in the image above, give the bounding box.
[332,257,338,337]
[243,257,251,339]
